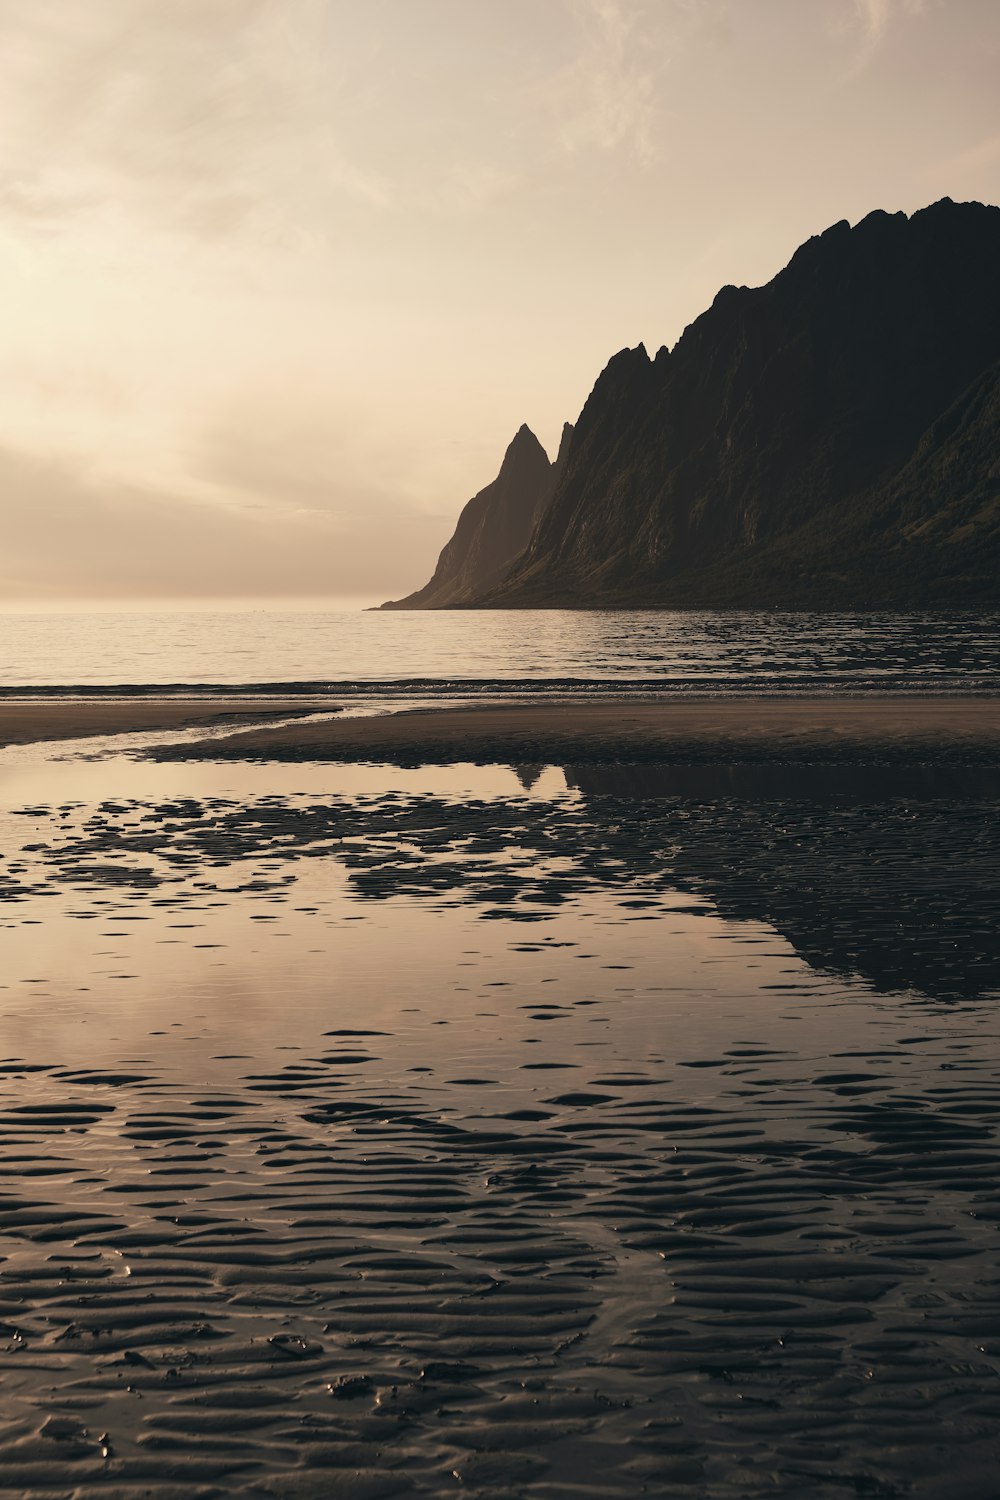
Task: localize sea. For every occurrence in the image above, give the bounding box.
[1,607,999,1499]
[2,606,999,696]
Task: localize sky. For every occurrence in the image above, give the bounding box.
[1,0,999,609]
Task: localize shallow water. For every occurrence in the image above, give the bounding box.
[3,607,1000,695]
[1,750,999,1497]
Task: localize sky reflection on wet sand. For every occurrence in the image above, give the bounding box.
[0,746,998,1497]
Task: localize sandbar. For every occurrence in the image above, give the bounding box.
[0,697,341,748]
[160,696,1000,763]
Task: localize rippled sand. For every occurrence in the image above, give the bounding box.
[1,757,999,1498]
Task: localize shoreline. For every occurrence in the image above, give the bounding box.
[3,694,1000,764]
[0,697,342,748]
[153,695,1000,765]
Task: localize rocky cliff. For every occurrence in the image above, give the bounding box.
[471,198,1000,608]
[379,422,573,609]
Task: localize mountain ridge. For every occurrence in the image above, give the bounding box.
[379,421,573,609]
[471,197,1000,608]
[383,197,1000,610]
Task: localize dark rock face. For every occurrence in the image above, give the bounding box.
[380,423,573,609]
[474,198,1000,608]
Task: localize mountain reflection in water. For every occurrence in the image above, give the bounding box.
[562,762,1000,1002]
[326,761,1000,1004]
[4,755,995,1008]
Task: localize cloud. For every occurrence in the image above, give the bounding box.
[853,0,924,42]
[550,0,665,164]
[0,0,390,246]
[0,0,696,240]
[845,0,926,67]
[0,172,96,233]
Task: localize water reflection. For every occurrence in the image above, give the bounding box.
[1,746,998,1495]
[564,760,1000,802]
[2,749,996,1009]
[564,764,1000,1001]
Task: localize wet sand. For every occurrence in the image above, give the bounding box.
[5,695,1000,764]
[0,698,340,748]
[1,756,1000,1498]
[162,695,1000,763]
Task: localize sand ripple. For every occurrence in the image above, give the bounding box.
[0,775,998,1496]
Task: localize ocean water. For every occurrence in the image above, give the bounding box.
[2,607,999,695]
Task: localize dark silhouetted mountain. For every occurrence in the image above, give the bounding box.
[380,422,573,609]
[467,198,1000,608]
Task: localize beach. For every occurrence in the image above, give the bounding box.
[0,599,998,1500]
[161,694,1000,763]
[0,693,998,1497]
[3,693,1000,762]
[0,697,341,748]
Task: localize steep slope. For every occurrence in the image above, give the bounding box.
[548,419,575,488]
[474,198,1000,608]
[380,423,571,609]
[661,358,1000,608]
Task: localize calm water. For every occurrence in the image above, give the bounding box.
[2,608,1000,695]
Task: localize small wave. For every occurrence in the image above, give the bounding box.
[1,675,1000,702]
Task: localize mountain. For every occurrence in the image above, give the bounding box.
[379,422,573,609]
[469,198,1000,608]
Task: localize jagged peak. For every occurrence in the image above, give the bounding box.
[597,344,652,381]
[911,195,1000,226]
[712,283,745,307]
[785,217,851,272]
[784,199,1000,277]
[855,207,907,231]
[497,423,551,474]
[554,421,575,467]
[653,200,1000,373]
[507,422,546,452]
[573,345,654,418]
